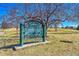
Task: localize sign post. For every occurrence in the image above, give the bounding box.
[20,23,24,46]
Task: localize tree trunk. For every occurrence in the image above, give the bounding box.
[54,24,58,31]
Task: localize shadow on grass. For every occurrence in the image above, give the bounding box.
[0,41,39,50]
[60,40,73,43]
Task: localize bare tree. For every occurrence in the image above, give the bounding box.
[22,4,64,32]
[1,16,8,30]
[48,19,62,31]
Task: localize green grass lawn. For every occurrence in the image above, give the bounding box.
[0,28,79,56]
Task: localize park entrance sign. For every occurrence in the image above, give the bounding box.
[19,19,46,46]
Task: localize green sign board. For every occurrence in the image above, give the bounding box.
[19,20,46,46]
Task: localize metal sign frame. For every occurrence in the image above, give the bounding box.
[19,19,46,46]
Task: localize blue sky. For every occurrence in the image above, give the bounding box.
[0,3,79,27]
[62,21,78,27]
[0,3,17,24]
